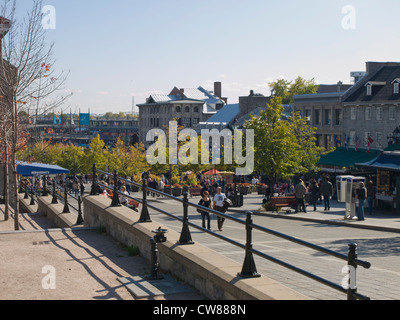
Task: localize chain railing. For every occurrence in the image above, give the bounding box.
[91,164,372,300]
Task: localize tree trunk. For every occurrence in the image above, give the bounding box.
[11,152,18,231]
[4,148,9,221]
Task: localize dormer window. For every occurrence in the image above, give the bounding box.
[391,78,400,94]
[364,81,386,96]
[366,84,372,96]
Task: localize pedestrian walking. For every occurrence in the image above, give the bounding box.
[198,191,211,230]
[213,187,227,231]
[321,178,333,211]
[294,179,307,213]
[356,182,367,221]
[310,180,320,211]
[367,180,376,215]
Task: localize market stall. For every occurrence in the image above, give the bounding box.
[356,151,400,214]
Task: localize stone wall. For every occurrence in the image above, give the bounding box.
[82,195,308,300]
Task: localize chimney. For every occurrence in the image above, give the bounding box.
[366,61,400,75]
[337,81,343,92]
[179,88,185,98]
[214,82,222,99]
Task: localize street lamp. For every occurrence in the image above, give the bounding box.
[0,17,11,56]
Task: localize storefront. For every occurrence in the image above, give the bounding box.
[356,151,400,214]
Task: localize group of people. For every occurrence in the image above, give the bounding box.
[293,178,334,213]
[292,177,376,221]
[197,186,231,231]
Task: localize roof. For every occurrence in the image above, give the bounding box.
[17,162,70,177]
[138,86,225,113]
[344,66,400,103]
[205,104,239,124]
[318,147,381,168]
[356,151,400,172]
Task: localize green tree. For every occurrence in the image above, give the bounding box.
[244,97,322,187]
[83,135,109,173]
[269,76,319,104]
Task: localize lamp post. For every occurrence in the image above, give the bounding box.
[231,119,240,207]
[0,16,11,56]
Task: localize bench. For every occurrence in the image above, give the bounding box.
[270,196,295,213]
[269,196,309,213]
[189,188,202,197]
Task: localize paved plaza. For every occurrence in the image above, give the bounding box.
[1,190,400,300]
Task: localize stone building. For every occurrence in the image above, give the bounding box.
[137,82,226,147]
[293,61,400,151]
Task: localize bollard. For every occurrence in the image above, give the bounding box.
[51,182,58,204]
[139,179,151,222]
[238,211,260,278]
[90,163,98,196]
[347,243,358,300]
[42,176,48,196]
[24,182,29,199]
[30,185,35,206]
[111,170,121,207]
[178,192,194,245]
[76,195,84,225]
[62,187,70,213]
[146,227,168,280]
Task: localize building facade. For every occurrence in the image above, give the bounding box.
[138,82,226,148]
[294,62,400,151]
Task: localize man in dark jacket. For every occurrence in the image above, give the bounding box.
[321,178,333,211]
[356,182,367,221]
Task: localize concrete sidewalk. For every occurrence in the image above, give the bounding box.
[143,192,400,233]
[0,205,205,300]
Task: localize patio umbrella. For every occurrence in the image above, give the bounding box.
[203,168,220,175]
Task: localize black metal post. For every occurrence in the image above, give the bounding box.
[76,195,84,225]
[42,175,48,196]
[62,187,70,213]
[147,238,163,280]
[139,179,151,222]
[111,170,121,207]
[238,211,260,278]
[90,163,98,195]
[24,181,29,199]
[178,192,194,245]
[233,175,238,207]
[30,185,35,206]
[347,243,358,300]
[51,181,58,204]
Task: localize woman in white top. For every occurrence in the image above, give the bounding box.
[119,186,129,206]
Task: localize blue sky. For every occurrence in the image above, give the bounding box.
[14,0,400,114]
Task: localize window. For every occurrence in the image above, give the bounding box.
[305,110,311,125]
[314,109,320,125]
[176,106,181,113]
[364,132,371,147]
[194,106,199,113]
[349,131,356,146]
[335,109,342,125]
[185,106,190,113]
[368,85,372,95]
[376,107,383,121]
[365,107,371,121]
[182,118,191,128]
[389,106,396,120]
[324,109,331,125]
[376,132,383,148]
[394,82,399,94]
[192,118,200,126]
[350,107,356,120]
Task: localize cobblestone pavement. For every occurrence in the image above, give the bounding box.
[139,193,400,300]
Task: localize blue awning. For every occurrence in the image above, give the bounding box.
[17,162,70,177]
[356,151,400,172]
